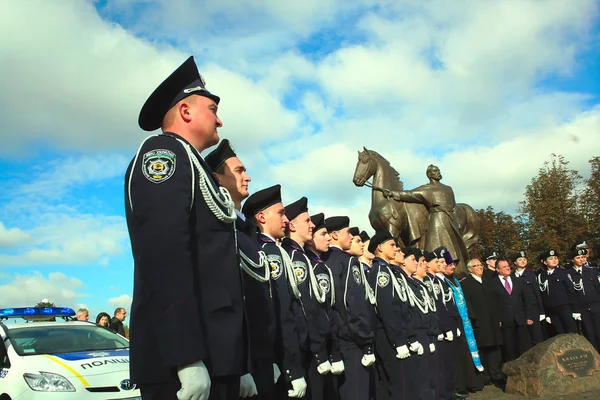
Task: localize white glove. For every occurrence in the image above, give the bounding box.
[437,333,444,342]
[330,360,345,375]
[444,330,454,341]
[239,373,258,398]
[287,377,307,398]
[316,360,331,375]
[409,341,424,356]
[573,313,582,321]
[396,345,410,359]
[429,343,436,354]
[539,314,546,322]
[176,360,211,400]
[361,353,376,367]
[545,317,552,324]
[456,328,462,337]
[273,363,281,384]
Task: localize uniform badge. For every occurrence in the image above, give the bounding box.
[293,261,307,284]
[316,273,330,294]
[352,265,362,285]
[142,149,176,184]
[267,254,282,280]
[550,250,555,256]
[377,271,390,288]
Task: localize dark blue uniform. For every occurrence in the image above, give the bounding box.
[567,266,600,350]
[538,267,578,334]
[323,246,376,400]
[258,234,306,398]
[512,269,545,344]
[368,258,412,400]
[282,238,330,400]
[125,132,245,397]
[237,216,276,399]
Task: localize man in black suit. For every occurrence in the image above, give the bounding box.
[485,258,534,361]
[511,251,545,345]
[461,259,503,387]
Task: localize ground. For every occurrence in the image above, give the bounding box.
[470,386,600,399]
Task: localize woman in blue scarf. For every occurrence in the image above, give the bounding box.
[440,248,484,397]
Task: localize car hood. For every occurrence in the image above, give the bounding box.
[28,348,131,377]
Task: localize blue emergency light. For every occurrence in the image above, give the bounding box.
[0,307,75,319]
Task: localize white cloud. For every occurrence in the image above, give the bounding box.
[0,272,87,309]
[0,222,31,249]
[108,294,132,317]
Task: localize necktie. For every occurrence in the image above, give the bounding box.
[504,277,512,295]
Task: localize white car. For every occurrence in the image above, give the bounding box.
[0,307,141,399]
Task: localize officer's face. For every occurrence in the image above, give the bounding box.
[379,239,397,262]
[349,236,364,257]
[362,241,374,262]
[514,257,527,268]
[496,260,511,277]
[393,247,405,265]
[263,203,288,239]
[415,258,427,278]
[404,255,418,274]
[191,96,223,147]
[573,255,586,267]
[544,255,559,268]
[427,259,439,273]
[336,227,353,250]
[291,212,314,242]
[486,258,497,269]
[220,157,251,202]
[312,228,331,253]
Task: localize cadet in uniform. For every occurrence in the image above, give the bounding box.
[358,231,374,272]
[323,216,376,400]
[348,227,364,260]
[126,56,245,400]
[483,250,499,281]
[282,198,332,400]
[537,250,578,335]
[205,140,276,398]
[567,248,600,351]
[511,251,545,345]
[242,186,307,399]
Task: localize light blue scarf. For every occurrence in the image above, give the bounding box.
[445,276,484,372]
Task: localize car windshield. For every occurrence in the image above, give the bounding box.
[8,324,129,356]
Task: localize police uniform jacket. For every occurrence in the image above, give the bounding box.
[538,267,576,310]
[258,234,305,382]
[409,278,440,345]
[125,132,245,385]
[512,269,544,318]
[323,246,375,355]
[306,250,341,362]
[282,238,327,365]
[368,258,413,348]
[236,216,275,363]
[567,266,600,312]
[425,273,459,335]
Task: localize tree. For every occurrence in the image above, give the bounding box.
[470,206,524,260]
[580,156,600,260]
[517,154,586,258]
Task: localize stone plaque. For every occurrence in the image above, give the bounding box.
[555,348,600,378]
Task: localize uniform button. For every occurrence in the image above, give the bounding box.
[286,370,290,373]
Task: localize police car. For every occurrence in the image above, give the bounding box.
[0,307,140,399]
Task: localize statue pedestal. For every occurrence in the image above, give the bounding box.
[503,334,600,397]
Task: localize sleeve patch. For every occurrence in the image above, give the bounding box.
[352,265,362,285]
[267,254,283,280]
[316,273,331,294]
[142,149,176,184]
[377,271,390,288]
[292,261,307,284]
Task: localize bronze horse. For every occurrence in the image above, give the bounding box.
[352,147,480,258]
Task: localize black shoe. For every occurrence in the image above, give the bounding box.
[454,391,469,399]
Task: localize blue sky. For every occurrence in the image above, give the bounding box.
[1,0,599,321]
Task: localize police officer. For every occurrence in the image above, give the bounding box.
[323,216,376,400]
[242,186,307,399]
[567,248,600,351]
[537,250,578,335]
[205,140,277,399]
[511,251,545,345]
[282,198,333,400]
[126,56,245,400]
[367,230,408,400]
[358,231,374,271]
[483,250,499,281]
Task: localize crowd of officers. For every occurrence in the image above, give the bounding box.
[124,57,600,400]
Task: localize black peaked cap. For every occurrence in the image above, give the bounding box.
[205,139,236,171]
[285,197,308,221]
[241,185,281,217]
[360,231,371,243]
[511,250,527,263]
[368,230,394,254]
[311,213,326,232]
[569,248,587,259]
[423,251,437,262]
[541,249,559,260]
[325,216,349,233]
[485,249,499,260]
[138,56,220,132]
